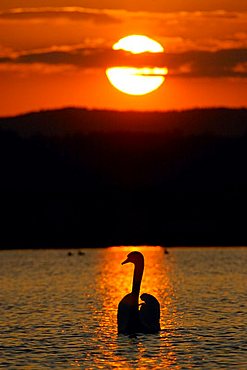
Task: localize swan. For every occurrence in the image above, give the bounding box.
[117,251,161,334]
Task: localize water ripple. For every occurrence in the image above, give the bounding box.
[0,247,246,369]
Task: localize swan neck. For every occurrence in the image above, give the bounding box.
[132,260,144,296]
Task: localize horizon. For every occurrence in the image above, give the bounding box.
[1,104,247,120]
[1,106,247,139]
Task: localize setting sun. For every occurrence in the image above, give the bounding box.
[106,35,168,96]
[113,35,164,54]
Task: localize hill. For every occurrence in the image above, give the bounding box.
[0,107,246,247]
[0,107,247,137]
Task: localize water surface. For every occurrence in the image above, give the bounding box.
[0,247,246,369]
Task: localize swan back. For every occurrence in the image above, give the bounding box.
[140,293,161,333]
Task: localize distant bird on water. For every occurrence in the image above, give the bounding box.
[78,250,85,256]
[117,251,161,335]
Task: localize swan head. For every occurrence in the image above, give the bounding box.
[140,293,149,302]
[140,293,158,304]
[121,251,144,266]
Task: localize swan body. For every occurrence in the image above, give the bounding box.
[117,251,161,334]
[140,293,161,333]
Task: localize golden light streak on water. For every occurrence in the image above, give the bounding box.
[0,247,246,369]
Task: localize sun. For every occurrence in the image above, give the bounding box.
[112,35,164,54]
[106,35,168,96]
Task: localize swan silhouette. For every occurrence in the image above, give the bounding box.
[117,251,161,334]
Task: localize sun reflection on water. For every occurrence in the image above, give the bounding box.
[2,247,244,368]
[92,246,180,368]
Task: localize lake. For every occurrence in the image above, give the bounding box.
[0,247,246,369]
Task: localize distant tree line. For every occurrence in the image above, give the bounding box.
[0,108,246,247]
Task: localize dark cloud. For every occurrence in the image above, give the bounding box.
[1,47,247,78]
[0,48,165,69]
[0,8,120,24]
[1,0,247,12]
[166,49,247,77]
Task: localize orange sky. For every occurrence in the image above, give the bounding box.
[0,1,247,116]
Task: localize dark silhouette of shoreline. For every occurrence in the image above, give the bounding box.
[0,107,246,248]
[1,107,247,137]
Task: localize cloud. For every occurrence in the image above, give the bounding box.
[1,8,247,54]
[1,0,247,13]
[166,49,247,77]
[233,62,247,74]
[0,62,76,74]
[0,7,120,24]
[0,45,247,78]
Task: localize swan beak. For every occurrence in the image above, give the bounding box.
[121,257,129,265]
